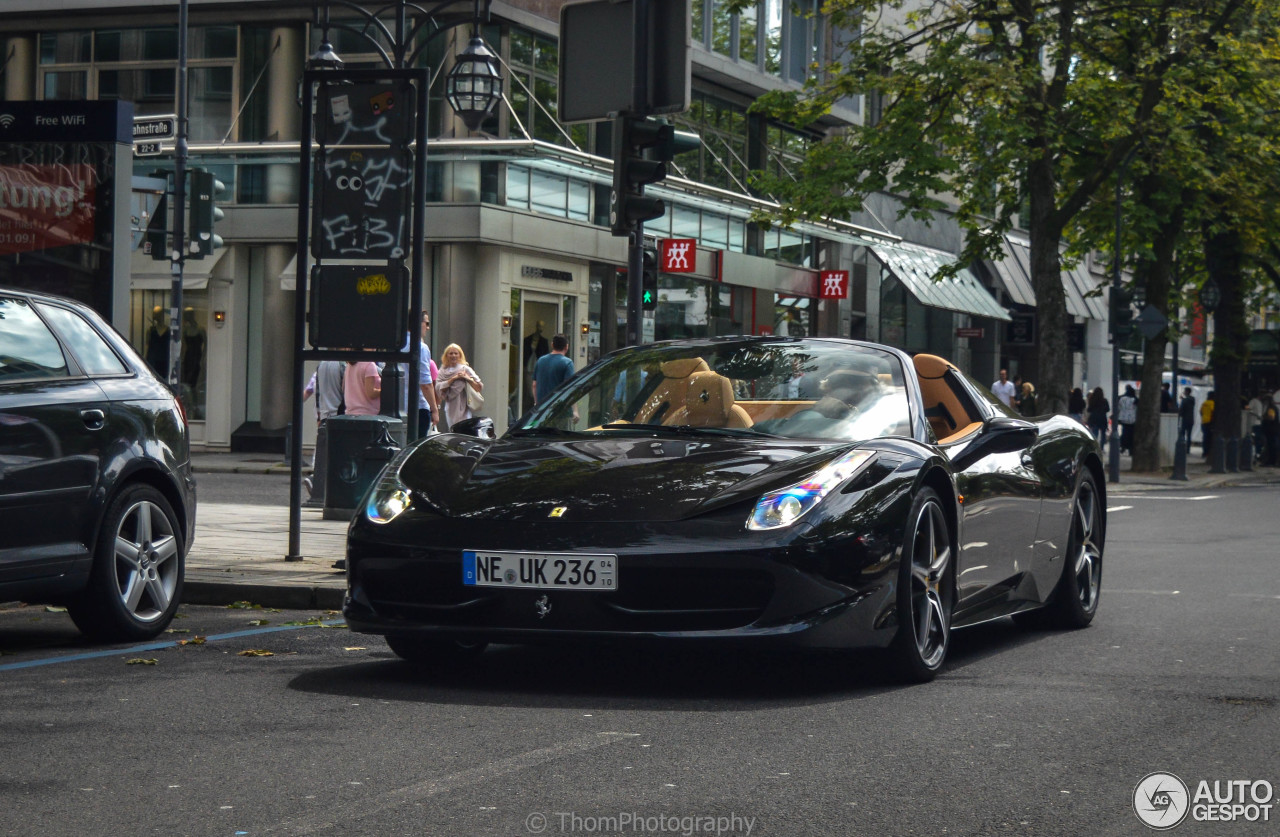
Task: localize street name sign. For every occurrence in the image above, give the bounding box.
[133,115,176,141]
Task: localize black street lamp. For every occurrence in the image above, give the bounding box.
[1198,277,1222,313]
[445,36,504,131]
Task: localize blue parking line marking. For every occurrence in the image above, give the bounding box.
[0,618,347,672]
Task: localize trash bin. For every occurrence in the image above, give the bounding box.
[323,415,406,521]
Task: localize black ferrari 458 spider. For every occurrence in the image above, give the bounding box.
[344,336,1105,681]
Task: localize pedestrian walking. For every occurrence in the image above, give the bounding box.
[532,334,576,406]
[1117,384,1138,454]
[410,312,439,438]
[1160,382,1176,413]
[302,360,344,502]
[1178,387,1196,450]
[1261,395,1280,467]
[1068,387,1086,424]
[992,369,1016,408]
[435,343,483,430]
[344,360,382,416]
[1200,390,1216,458]
[1086,387,1109,449]
[1018,382,1037,417]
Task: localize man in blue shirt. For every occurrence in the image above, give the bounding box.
[532,334,575,406]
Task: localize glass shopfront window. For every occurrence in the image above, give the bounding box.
[129,290,209,421]
[39,26,238,142]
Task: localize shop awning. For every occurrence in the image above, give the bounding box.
[994,235,1108,321]
[129,247,226,290]
[871,242,1011,321]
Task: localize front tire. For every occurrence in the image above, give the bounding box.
[888,488,954,683]
[69,484,184,642]
[385,634,488,666]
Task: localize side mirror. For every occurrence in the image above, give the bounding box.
[951,415,1038,470]
[450,416,496,439]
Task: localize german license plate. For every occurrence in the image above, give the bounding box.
[462,550,617,590]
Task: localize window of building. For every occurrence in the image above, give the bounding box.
[38,26,238,142]
[672,93,750,192]
[507,27,588,148]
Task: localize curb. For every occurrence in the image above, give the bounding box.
[183,580,345,611]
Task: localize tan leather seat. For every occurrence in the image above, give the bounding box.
[664,371,753,428]
[633,358,710,424]
[912,353,979,443]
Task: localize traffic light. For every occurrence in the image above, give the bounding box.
[1111,285,1134,337]
[610,115,671,236]
[145,169,171,260]
[642,247,658,310]
[189,168,226,259]
[145,192,169,261]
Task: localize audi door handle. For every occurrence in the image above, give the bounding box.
[80,409,106,430]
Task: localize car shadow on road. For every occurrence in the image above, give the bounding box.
[289,617,1059,710]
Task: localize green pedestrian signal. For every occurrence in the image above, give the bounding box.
[642,247,658,311]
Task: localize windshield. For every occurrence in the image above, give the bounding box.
[513,339,914,442]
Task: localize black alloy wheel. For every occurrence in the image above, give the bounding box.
[888,487,954,682]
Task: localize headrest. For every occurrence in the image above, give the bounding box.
[912,353,953,380]
[684,371,733,425]
[659,357,710,379]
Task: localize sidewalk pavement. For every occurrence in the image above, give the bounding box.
[183,449,1280,612]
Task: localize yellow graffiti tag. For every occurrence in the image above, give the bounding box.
[356,273,391,295]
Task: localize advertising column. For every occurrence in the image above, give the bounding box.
[0,100,133,326]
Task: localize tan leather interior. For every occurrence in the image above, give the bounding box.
[913,354,980,444]
[664,371,753,428]
[736,400,814,422]
[633,358,710,424]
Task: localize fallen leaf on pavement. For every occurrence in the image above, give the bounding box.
[238,649,274,657]
[177,636,207,646]
[344,647,367,651]
[126,658,159,665]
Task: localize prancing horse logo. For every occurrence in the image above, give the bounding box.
[535,595,552,619]
[549,506,567,518]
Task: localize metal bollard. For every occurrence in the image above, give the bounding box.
[1240,434,1254,472]
[1170,435,1189,481]
[1209,434,1227,474]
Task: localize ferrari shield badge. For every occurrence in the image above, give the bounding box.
[549,506,568,518]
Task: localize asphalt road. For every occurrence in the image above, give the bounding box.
[1,484,1276,837]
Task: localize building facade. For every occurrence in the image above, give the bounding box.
[2,0,1149,450]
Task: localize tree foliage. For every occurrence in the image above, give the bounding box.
[743,0,1257,416]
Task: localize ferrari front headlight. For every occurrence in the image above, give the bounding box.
[364,446,418,524]
[747,450,877,531]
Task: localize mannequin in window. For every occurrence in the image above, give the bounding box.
[145,305,170,378]
[181,307,205,391]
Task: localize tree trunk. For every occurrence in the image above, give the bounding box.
[1132,183,1182,472]
[1205,224,1245,459]
[1027,159,1070,416]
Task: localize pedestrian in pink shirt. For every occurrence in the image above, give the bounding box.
[343,361,382,416]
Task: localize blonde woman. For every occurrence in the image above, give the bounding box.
[435,343,483,430]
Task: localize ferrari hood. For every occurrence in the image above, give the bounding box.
[397,432,854,523]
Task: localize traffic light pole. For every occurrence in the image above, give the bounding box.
[168,0,189,395]
[624,0,650,348]
[626,227,645,346]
